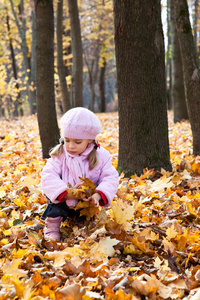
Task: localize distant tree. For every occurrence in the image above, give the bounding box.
[98,0,107,112]
[99,57,106,112]
[170,0,188,122]
[81,0,115,111]
[35,0,60,158]
[174,0,200,155]
[6,11,23,117]
[114,0,172,176]
[84,47,99,111]
[56,0,70,112]
[0,97,5,117]
[68,0,83,107]
[10,0,36,114]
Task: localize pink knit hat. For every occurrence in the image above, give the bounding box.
[60,107,101,139]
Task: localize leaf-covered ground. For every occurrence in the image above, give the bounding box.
[1,112,200,300]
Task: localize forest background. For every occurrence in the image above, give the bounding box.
[0,0,198,118]
[0,0,117,117]
[1,0,200,299]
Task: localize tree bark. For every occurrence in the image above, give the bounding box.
[35,0,60,158]
[193,0,199,57]
[68,0,83,107]
[56,0,70,112]
[30,8,36,114]
[174,0,200,155]
[166,0,172,110]
[170,0,188,122]
[114,0,171,176]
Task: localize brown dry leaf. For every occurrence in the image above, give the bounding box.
[55,284,83,300]
[1,258,28,278]
[131,274,159,296]
[149,175,174,192]
[45,246,83,267]
[74,200,100,220]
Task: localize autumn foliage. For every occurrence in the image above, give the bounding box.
[1,112,200,299]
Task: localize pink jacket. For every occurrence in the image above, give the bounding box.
[41,143,119,207]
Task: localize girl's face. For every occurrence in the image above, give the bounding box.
[64,138,92,156]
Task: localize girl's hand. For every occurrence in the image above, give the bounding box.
[87,193,101,207]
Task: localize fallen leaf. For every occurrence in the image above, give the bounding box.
[99,236,120,257]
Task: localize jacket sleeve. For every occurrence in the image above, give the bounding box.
[41,155,68,202]
[95,148,119,207]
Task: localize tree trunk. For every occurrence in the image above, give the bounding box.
[85,55,99,112]
[170,0,188,122]
[0,97,5,117]
[35,0,60,158]
[30,8,37,115]
[99,0,106,113]
[166,0,172,110]
[56,0,70,112]
[114,0,171,176]
[193,0,199,57]
[89,72,95,112]
[174,0,200,155]
[99,58,106,112]
[68,0,83,107]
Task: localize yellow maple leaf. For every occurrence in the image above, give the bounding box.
[12,278,27,298]
[14,198,26,208]
[66,177,97,198]
[12,248,28,258]
[186,201,197,217]
[154,256,163,268]
[111,199,135,231]
[166,224,177,240]
[130,237,148,253]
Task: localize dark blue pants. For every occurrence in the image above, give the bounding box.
[41,200,85,222]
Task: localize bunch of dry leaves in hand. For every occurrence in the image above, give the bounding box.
[0,112,200,299]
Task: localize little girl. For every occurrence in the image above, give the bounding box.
[41,107,119,241]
